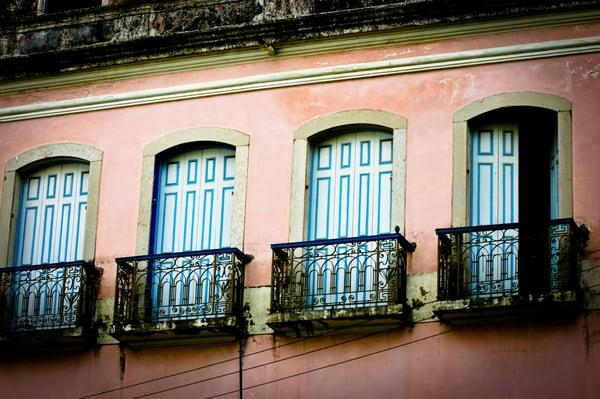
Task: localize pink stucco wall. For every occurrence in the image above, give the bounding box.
[0,22,599,398]
[0,315,599,399]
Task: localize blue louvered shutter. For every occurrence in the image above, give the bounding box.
[470,124,519,296]
[14,162,89,266]
[306,131,393,309]
[307,131,393,240]
[151,147,235,320]
[153,147,235,254]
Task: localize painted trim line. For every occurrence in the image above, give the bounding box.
[0,36,599,123]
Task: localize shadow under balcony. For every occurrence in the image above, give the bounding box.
[112,248,250,348]
[434,218,583,324]
[0,261,100,355]
[268,231,416,336]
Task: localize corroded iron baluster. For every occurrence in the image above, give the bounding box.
[288,247,296,311]
[271,250,278,310]
[397,239,404,305]
[227,253,234,316]
[210,254,218,318]
[181,258,189,307]
[344,247,351,302]
[32,273,40,327]
[58,266,68,328]
[456,232,466,299]
[330,243,337,304]
[135,260,144,323]
[46,275,54,327]
[374,239,381,306]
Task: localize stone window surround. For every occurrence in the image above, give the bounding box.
[288,109,408,242]
[451,91,573,226]
[0,143,103,266]
[135,127,250,255]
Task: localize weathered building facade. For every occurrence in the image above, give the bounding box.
[1,1,600,398]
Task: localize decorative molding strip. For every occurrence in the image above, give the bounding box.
[0,36,599,123]
[0,9,599,96]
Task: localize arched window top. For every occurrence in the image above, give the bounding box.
[294,109,407,141]
[143,127,249,158]
[454,92,571,122]
[155,141,235,161]
[308,125,393,145]
[5,143,103,173]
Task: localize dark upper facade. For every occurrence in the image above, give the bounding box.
[1,0,599,81]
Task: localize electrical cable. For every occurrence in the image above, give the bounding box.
[132,290,590,399]
[139,324,464,399]
[127,310,441,398]
[131,327,393,398]
[79,310,433,399]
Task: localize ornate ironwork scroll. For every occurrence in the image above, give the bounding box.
[114,248,249,329]
[436,219,580,300]
[271,233,415,313]
[0,261,98,334]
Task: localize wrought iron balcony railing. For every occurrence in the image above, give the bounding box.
[436,218,581,301]
[0,261,98,336]
[271,231,416,313]
[114,248,250,330]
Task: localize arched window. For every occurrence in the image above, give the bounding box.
[270,110,414,322]
[0,144,102,333]
[113,127,250,338]
[467,108,560,296]
[288,110,408,242]
[436,93,578,305]
[134,127,250,255]
[0,143,103,266]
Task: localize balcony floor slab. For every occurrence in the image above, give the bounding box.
[434,292,580,325]
[267,304,407,337]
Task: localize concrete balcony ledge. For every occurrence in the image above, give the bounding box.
[433,291,580,325]
[267,304,407,337]
[111,315,245,348]
[0,326,96,356]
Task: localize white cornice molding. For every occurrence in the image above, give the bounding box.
[0,36,599,123]
[0,9,598,96]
